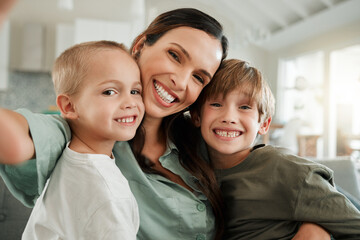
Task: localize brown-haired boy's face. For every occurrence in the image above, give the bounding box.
[195,89,270,168]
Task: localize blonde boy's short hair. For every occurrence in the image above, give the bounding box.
[52,40,129,96]
[191,59,275,123]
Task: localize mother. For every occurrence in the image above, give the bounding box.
[0,7,329,240]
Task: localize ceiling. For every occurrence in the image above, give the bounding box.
[161,0,360,51]
[8,0,360,52]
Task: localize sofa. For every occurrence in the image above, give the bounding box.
[0,177,32,240]
[0,157,359,240]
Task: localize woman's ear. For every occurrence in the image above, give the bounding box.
[56,94,78,120]
[132,36,146,59]
[258,117,272,135]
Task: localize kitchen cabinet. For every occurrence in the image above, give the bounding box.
[0,21,9,90]
[55,18,133,60]
[74,18,132,47]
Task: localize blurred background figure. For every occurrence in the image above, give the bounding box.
[0,0,17,27]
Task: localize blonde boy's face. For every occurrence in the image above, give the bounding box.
[195,89,270,166]
[71,49,144,142]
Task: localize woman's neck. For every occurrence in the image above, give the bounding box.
[141,115,167,163]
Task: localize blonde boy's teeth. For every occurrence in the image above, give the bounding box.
[154,82,175,103]
[215,130,240,138]
[118,117,134,123]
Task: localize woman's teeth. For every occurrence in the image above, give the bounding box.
[215,130,240,138]
[154,82,175,103]
[117,117,135,123]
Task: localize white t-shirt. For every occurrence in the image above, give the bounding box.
[22,143,139,240]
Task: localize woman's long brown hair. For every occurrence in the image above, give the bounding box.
[129,8,228,239]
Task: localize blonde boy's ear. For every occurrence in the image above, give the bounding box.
[258,117,272,135]
[56,94,78,119]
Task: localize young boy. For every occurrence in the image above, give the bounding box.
[19,41,144,239]
[190,59,360,239]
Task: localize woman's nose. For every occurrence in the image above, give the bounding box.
[171,72,191,91]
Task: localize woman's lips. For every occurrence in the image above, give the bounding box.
[153,80,178,106]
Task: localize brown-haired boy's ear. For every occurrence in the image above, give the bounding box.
[258,117,272,135]
[190,110,201,128]
[132,36,146,58]
[56,94,78,120]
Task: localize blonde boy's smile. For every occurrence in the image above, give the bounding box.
[115,116,137,124]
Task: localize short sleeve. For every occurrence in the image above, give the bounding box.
[294,165,360,238]
[0,109,71,207]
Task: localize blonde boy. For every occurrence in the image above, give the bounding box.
[22,41,144,239]
[190,59,360,239]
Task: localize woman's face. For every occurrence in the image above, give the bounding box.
[136,26,223,119]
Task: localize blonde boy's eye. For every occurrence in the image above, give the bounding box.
[103,90,116,96]
[131,89,141,95]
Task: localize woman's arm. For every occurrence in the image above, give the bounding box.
[292,223,330,240]
[0,108,35,164]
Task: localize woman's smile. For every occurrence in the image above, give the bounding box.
[153,80,178,105]
[136,26,222,119]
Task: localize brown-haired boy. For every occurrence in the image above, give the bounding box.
[190,59,360,239]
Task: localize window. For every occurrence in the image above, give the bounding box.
[277,51,324,157]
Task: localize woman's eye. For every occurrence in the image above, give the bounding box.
[131,89,141,95]
[193,74,204,84]
[102,90,116,96]
[168,50,180,62]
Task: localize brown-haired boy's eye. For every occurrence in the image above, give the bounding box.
[210,103,221,107]
[240,105,251,110]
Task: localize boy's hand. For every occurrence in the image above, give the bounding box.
[292,222,330,240]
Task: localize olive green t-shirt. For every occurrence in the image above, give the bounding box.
[216,145,360,240]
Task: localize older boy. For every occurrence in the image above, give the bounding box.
[17,41,144,239]
[190,59,360,239]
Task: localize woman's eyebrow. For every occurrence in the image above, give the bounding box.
[201,70,212,80]
[170,43,191,60]
[170,42,212,79]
